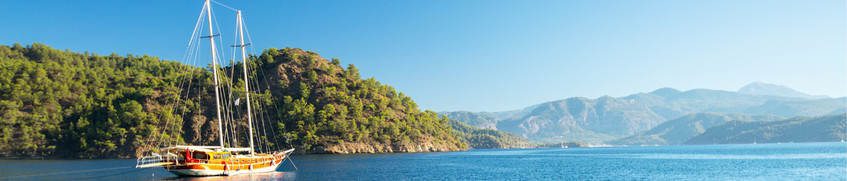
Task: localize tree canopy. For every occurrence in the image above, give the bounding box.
[0,43,496,158]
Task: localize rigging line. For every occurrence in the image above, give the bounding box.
[241,12,260,59]
[238,16,264,152]
[242,20,256,56]
[231,13,244,147]
[244,72,259,152]
[256,65,284,151]
[249,91,268,153]
[257,101,269,153]
[226,88,235,147]
[212,14,236,150]
[217,64,228,146]
[231,82,240,147]
[250,69,282,152]
[219,66,233,146]
[222,96,231,147]
[252,76,277,152]
[162,4,207,148]
[211,9,227,69]
[249,90,266,153]
[224,58,237,146]
[148,13,206,153]
[186,5,206,49]
[256,57,290,149]
[231,13,239,67]
[243,61,262,151]
[230,71,240,147]
[156,18,204,151]
[165,19,205,148]
[225,54,236,148]
[253,74,275,152]
[243,88,259,152]
[287,155,299,170]
[228,53,241,147]
[147,36,193,152]
[243,20,287,149]
[210,5,235,147]
[248,65,272,152]
[210,0,239,12]
[258,90,273,152]
[220,59,230,147]
[67,167,151,181]
[229,22,243,147]
[243,18,288,150]
[236,14,261,152]
[1,166,134,179]
[224,13,240,147]
[228,73,239,147]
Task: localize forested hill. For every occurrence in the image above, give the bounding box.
[0,43,472,158]
[257,47,466,154]
[449,120,534,149]
[685,114,846,144]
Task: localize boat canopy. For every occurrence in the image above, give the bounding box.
[161,145,252,153]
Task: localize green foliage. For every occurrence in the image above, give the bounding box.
[448,119,534,149]
[331,58,340,66]
[266,48,465,152]
[685,114,847,144]
[0,43,213,158]
[0,43,467,157]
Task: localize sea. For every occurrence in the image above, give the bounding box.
[1,142,845,180]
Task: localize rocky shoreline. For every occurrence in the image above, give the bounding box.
[312,141,467,154]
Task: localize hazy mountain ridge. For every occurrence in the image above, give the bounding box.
[450,96,667,143]
[685,114,846,144]
[744,98,846,117]
[444,84,845,144]
[738,81,829,99]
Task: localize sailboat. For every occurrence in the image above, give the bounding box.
[135,0,294,176]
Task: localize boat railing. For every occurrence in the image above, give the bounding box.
[136,152,178,168]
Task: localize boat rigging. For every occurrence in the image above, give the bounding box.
[134,0,294,176]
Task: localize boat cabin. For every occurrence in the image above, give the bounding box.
[161,146,250,164]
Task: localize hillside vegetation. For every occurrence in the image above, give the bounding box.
[0,43,203,158]
[0,43,480,158]
[685,114,846,144]
[441,111,499,130]
[255,47,466,153]
[449,120,534,149]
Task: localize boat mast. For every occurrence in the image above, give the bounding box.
[236,10,256,156]
[203,0,226,149]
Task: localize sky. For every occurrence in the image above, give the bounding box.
[1,0,845,112]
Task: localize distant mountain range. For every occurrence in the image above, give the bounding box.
[685,114,846,144]
[495,96,664,143]
[738,81,829,99]
[442,82,846,144]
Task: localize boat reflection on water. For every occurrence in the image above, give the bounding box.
[162,171,296,181]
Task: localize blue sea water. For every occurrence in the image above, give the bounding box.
[1,142,845,180]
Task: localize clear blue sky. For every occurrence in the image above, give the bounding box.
[1,0,845,112]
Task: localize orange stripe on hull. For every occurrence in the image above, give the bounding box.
[166,157,283,176]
